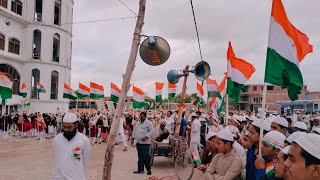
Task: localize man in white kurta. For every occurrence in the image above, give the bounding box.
[190,113,202,158]
[52,113,90,180]
[116,116,128,151]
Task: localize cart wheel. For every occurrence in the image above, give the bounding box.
[174,152,194,180]
[149,143,155,166]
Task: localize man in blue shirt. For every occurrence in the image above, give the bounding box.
[179,112,187,141]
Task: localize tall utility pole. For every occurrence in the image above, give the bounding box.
[102,1,146,179]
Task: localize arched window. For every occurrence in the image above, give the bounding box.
[53,33,60,62]
[33,30,41,59]
[11,0,22,15]
[0,0,7,8]
[50,71,59,99]
[8,38,20,55]
[31,69,40,99]
[34,0,42,21]
[0,33,4,50]
[0,64,20,95]
[54,0,61,25]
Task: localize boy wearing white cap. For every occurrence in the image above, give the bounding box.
[204,129,243,180]
[52,113,90,180]
[270,117,288,135]
[274,146,290,180]
[254,131,286,180]
[284,133,320,180]
[292,121,308,133]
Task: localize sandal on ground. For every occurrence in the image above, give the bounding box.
[133,171,144,174]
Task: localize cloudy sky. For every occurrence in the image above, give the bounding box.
[70,0,320,99]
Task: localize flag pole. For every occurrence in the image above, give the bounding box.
[225,94,229,125]
[259,83,267,156]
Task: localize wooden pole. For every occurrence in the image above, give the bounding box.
[258,83,267,156]
[102,1,146,179]
[174,66,189,137]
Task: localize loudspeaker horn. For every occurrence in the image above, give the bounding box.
[139,36,170,66]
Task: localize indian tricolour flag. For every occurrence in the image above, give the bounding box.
[265,0,313,101]
[227,41,255,103]
[155,82,164,106]
[110,82,121,103]
[168,83,176,99]
[36,82,46,93]
[23,98,31,107]
[78,83,90,99]
[133,85,149,109]
[211,72,227,115]
[192,151,201,165]
[63,83,77,100]
[90,82,104,99]
[0,71,13,100]
[206,78,220,98]
[19,82,28,98]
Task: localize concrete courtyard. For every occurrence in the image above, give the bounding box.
[0,133,203,180]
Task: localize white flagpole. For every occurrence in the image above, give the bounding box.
[259,83,267,156]
[225,94,229,125]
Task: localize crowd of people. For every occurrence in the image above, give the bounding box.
[1,108,320,179]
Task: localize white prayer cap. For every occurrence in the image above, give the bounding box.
[282,145,291,155]
[191,112,197,117]
[63,113,78,123]
[206,132,217,141]
[199,118,206,122]
[265,116,277,124]
[217,129,234,142]
[292,121,308,131]
[229,116,240,125]
[294,133,320,160]
[252,119,271,132]
[249,116,258,121]
[286,131,306,144]
[225,125,239,135]
[312,128,320,135]
[263,130,286,149]
[273,117,288,128]
[202,114,209,119]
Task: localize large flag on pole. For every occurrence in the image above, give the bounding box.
[211,72,227,115]
[264,0,313,101]
[19,83,28,98]
[36,82,46,93]
[155,82,164,106]
[63,83,77,100]
[133,85,149,109]
[192,82,204,105]
[90,82,104,99]
[78,83,90,99]
[227,42,255,103]
[0,71,13,103]
[168,83,177,99]
[206,78,220,98]
[110,82,121,103]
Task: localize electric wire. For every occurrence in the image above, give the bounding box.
[189,0,204,62]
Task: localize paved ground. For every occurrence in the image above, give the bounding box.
[0,133,204,180]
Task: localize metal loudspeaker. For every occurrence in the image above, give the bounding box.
[139,36,170,66]
[166,61,211,84]
[167,70,185,84]
[192,61,211,81]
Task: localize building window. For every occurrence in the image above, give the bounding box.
[52,33,60,62]
[11,0,22,15]
[31,69,40,99]
[0,0,7,8]
[315,104,319,110]
[34,0,42,21]
[0,64,20,95]
[33,30,41,59]
[0,33,4,50]
[253,86,257,91]
[267,86,274,90]
[54,0,61,25]
[8,38,20,55]
[50,71,59,99]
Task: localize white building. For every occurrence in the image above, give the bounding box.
[0,0,74,114]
